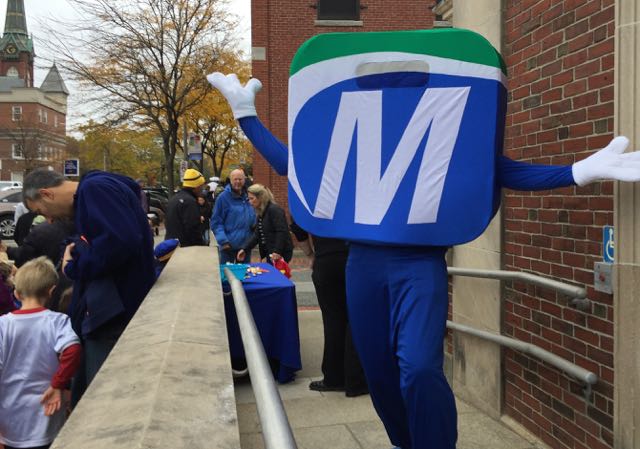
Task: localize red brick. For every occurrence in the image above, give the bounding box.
[570,123,594,137]
[563,79,587,97]
[572,91,599,108]
[551,70,574,87]
[587,103,613,120]
[575,60,601,79]
[589,39,614,59]
[575,0,602,21]
[589,6,614,30]
[588,70,614,90]
[565,17,590,39]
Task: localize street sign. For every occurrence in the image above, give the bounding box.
[603,225,614,263]
[187,132,202,161]
[64,159,80,177]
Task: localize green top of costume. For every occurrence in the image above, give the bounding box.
[290,28,506,77]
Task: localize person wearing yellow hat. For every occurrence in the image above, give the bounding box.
[164,168,207,247]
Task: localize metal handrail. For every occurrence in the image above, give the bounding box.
[446,321,597,399]
[447,267,596,400]
[447,267,587,299]
[447,267,589,310]
[224,268,298,449]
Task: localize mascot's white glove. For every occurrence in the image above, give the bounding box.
[572,136,640,186]
[206,72,262,120]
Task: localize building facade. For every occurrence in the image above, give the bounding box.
[0,0,68,181]
[251,1,639,448]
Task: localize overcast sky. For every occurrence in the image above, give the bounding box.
[0,0,251,127]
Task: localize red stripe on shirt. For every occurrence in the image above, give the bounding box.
[12,307,47,314]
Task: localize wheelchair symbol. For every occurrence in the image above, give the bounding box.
[604,227,614,262]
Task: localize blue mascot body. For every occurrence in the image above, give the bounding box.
[208,28,639,449]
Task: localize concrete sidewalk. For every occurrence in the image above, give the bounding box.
[233,309,548,449]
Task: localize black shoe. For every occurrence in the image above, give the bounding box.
[345,387,369,397]
[309,380,345,392]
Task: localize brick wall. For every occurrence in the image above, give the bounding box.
[251,0,434,208]
[0,102,66,179]
[502,1,615,448]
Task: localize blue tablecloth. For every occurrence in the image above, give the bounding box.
[223,263,302,383]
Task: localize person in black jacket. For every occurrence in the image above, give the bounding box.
[13,210,37,246]
[237,183,293,264]
[4,218,75,268]
[290,220,368,397]
[164,169,206,247]
[197,192,213,246]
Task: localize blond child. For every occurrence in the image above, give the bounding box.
[0,257,81,449]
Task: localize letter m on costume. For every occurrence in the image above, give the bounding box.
[288,29,507,246]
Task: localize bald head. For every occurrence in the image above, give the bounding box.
[229,169,246,194]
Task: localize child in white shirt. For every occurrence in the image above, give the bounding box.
[0,257,81,449]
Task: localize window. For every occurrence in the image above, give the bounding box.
[12,106,22,121]
[12,143,23,159]
[54,115,58,127]
[6,67,18,77]
[317,0,359,20]
[39,109,48,124]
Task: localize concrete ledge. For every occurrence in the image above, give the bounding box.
[52,246,240,449]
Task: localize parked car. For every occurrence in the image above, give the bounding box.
[0,181,22,191]
[0,188,23,239]
[143,186,170,200]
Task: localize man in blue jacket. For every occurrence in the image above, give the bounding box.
[23,168,156,396]
[210,168,255,263]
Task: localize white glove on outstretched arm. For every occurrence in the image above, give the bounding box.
[572,136,640,186]
[206,72,262,120]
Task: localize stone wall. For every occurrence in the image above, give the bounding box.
[51,246,241,449]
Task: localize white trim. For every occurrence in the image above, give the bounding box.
[289,52,506,119]
[315,20,363,27]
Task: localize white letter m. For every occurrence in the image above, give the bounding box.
[313,86,470,225]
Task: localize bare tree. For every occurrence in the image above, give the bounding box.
[198,119,249,177]
[43,0,238,190]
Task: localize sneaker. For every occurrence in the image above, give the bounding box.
[308,380,345,392]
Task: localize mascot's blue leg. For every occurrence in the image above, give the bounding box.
[346,244,457,449]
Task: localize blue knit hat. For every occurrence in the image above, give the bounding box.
[154,239,180,262]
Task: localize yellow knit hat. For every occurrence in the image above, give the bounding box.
[183,168,205,188]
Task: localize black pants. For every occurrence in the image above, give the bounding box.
[71,318,127,407]
[312,253,367,394]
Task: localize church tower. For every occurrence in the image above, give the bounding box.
[0,0,34,87]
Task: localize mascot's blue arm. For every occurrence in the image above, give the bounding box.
[497,156,575,191]
[239,117,288,176]
[240,116,577,191]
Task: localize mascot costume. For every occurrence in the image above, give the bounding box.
[207,29,640,449]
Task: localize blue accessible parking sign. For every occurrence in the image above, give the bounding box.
[603,225,614,263]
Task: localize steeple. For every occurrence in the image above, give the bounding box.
[0,0,33,54]
[4,0,28,36]
[41,64,69,95]
[0,0,34,86]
